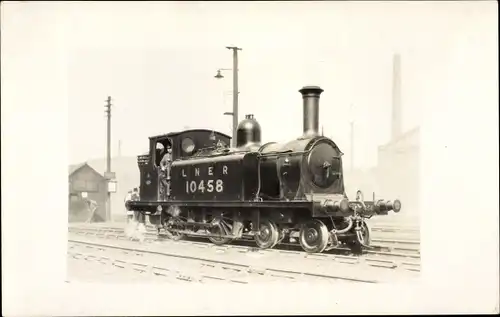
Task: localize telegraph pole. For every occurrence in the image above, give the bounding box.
[350,104,354,172]
[350,121,354,172]
[226,46,242,147]
[104,96,112,221]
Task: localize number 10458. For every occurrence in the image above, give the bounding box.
[185,179,223,193]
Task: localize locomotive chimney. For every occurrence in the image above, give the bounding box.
[299,86,324,137]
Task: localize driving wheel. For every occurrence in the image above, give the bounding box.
[208,217,232,245]
[254,219,279,249]
[355,220,372,246]
[163,217,185,241]
[299,219,329,253]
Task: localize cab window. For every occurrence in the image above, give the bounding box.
[155,142,165,167]
[153,138,173,167]
[181,137,196,155]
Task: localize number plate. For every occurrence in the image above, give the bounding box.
[170,157,244,200]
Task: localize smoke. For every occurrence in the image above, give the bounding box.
[167,205,181,217]
[124,219,147,243]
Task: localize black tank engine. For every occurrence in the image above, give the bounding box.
[128,86,402,253]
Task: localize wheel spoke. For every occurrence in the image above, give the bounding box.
[254,219,279,249]
[163,217,185,241]
[352,219,372,249]
[208,216,232,246]
[299,219,329,253]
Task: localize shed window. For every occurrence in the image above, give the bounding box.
[71,180,99,192]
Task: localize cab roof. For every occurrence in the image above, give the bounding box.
[149,129,232,141]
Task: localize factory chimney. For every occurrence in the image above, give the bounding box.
[299,86,324,137]
[391,54,402,140]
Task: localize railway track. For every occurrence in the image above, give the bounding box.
[69,224,420,252]
[68,224,421,272]
[68,238,384,284]
[71,223,420,240]
[371,226,420,235]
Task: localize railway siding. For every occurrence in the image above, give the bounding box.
[68,232,419,283]
[69,224,421,271]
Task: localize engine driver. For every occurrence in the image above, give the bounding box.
[124,190,134,223]
[158,145,172,201]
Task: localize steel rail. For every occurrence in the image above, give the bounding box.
[371,226,420,234]
[68,239,379,283]
[68,226,420,272]
[69,225,421,251]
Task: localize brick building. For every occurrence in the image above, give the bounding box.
[69,156,140,222]
[376,127,420,216]
[342,127,420,219]
[68,162,107,222]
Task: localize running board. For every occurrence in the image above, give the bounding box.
[170,230,241,240]
[165,230,264,240]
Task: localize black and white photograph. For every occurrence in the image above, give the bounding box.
[2,1,498,315]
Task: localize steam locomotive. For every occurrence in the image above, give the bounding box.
[127,86,401,253]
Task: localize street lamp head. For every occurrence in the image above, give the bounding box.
[223,112,233,116]
[214,69,224,79]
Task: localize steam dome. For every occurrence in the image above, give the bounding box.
[236,114,262,148]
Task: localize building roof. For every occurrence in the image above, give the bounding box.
[68,162,86,176]
[69,156,140,215]
[68,162,104,178]
[379,126,420,150]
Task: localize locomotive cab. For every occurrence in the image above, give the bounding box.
[136,136,173,201]
[136,130,232,202]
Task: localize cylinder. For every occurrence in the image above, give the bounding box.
[299,86,324,137]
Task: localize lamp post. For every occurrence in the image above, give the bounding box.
[349,104,355,172]
[214,46,242,147]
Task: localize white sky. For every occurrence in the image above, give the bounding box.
[63,1,485,167]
